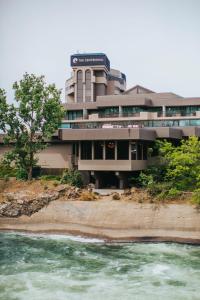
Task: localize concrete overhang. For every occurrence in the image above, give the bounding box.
[180,126,200,137]
[96,95,152,107]
[63,102,98,111]
[155,127,183,139]
[60,128,156,141]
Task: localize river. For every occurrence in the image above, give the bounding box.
[0,232,200,300]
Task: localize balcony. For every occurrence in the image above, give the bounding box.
[78,159,147,171]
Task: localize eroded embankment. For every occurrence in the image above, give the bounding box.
[0,199,200,244]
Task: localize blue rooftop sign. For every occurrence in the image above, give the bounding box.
[71,53,110,70]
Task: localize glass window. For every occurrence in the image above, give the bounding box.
[137,143,143,160]
[81,141,92,160]
[117,141,129,160]
[67,110,83,120]
[105,141,115,160]
[122,106,145,116]
[131,143,137,160]
[99,107,119,118]
[59,123,71,128]
[94,141,104,159]
[77,70,83,103]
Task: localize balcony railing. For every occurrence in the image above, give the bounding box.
[158,112,197,117]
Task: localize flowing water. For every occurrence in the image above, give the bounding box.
[0,232,200,300]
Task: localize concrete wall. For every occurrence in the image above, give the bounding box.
[0,143,72,171]
[37,144,72,169]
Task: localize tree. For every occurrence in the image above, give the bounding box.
[159,136,200,190]
[0,73,64,180]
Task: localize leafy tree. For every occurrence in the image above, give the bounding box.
[0,73,64,180]
[159,136,200,191]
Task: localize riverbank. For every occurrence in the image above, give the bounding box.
[0,199,200,244]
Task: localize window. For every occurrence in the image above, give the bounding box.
[105,141,115,160]
[94,141,104,159]
[131,143,137,160]
[77,70,83,102]
[117,141,129,160]
[81,141,92,159]
[67,110,83,120]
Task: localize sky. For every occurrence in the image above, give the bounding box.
[0,0,200,103]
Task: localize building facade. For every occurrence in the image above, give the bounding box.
[1,53,200,188]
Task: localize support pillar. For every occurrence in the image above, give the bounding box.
[83,108,88,119]
[162,105,166,117]
[91,171,102,189]
[119,106,123,117]
[115,172,128,189]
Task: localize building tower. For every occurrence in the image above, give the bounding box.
[65,53,126,103]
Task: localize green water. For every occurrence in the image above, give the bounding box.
[0,233,200,300]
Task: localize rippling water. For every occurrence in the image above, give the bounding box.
[0,232,200,300]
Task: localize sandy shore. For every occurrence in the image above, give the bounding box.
[0,199,200,244]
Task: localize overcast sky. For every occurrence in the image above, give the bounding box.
[0,0,200,103]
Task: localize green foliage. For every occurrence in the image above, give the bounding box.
[0,160,16,179]
[60,169,83,187]
[159,136,200,191]
[16,168,28,180]
[40,175,61,181]
[191,189,200,206]
[0,73,64,180]
[130,137,200,201]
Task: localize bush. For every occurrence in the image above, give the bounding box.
[0,160,16,179]
[60,169,83,187]
[79,191,97,201]
[40,175,61,181]
[191,189,200,206]
[15,168,28,180]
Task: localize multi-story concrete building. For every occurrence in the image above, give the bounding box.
[1,52,200,188]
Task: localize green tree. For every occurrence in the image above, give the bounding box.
[159,136,200,191]
[0,73,64,180]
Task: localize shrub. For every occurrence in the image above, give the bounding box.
[60,169,83,187]
[16,168,28,180]
[112,192,121,200]
[40,175,61,181]
[79,191,97,201]
[191,189,200,206]
[0,160,16,179]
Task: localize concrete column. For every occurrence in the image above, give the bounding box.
[103,141,106,160]
[119,106,123,117]
[83,83,86,103]
[115,141,117,160]
[89,69,94,102]
[162,106,166,117]
[92,171,102,189]
[78,141,81,160]
[91,82,94,102]
[129,141,131,161]
[92,141,94,160]
[83,108,88,119]
[74,83,77,103]
[115,171,127,189]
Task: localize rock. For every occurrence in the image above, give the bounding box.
[0,190,60,218]
[54,185,68,195]
[123,189,131,196]
[112,193,121,200]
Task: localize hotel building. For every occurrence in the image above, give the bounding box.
[1,53,200,188]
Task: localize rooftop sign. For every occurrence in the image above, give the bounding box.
[71,53,110,70]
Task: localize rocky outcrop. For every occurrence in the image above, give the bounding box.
[0,191,59,217]
[0,184,82,218]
